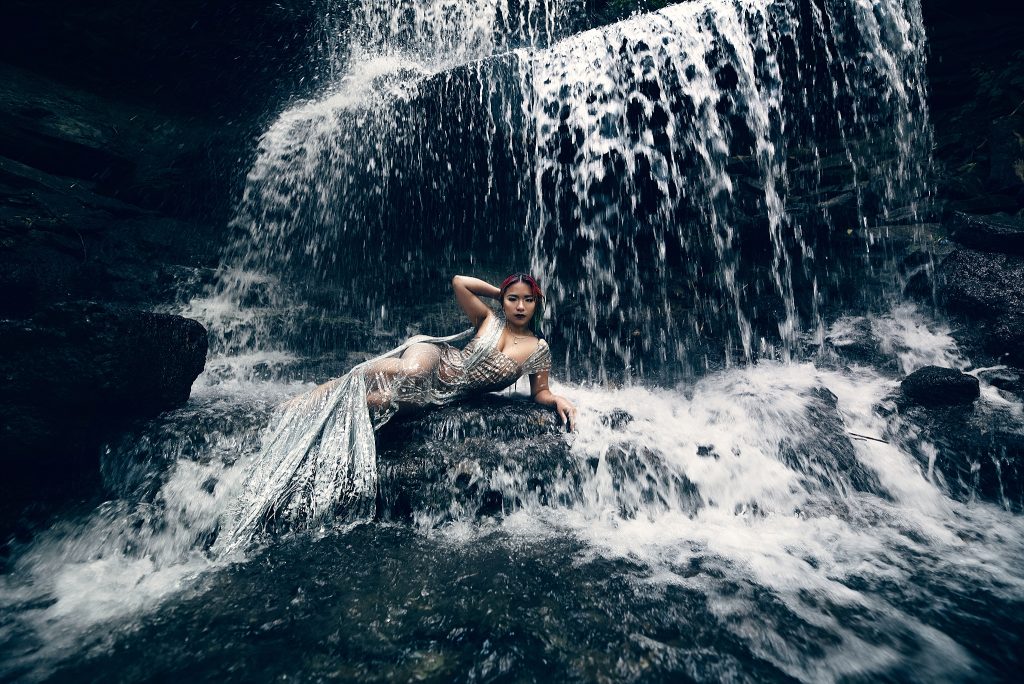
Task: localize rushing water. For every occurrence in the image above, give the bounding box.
[3,304,1023,680]
[3,0,1022,681]
[527,0,931,377]
[189,0,930,381]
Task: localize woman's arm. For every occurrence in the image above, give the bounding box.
[530,371,577,431]
[452,275,499,328]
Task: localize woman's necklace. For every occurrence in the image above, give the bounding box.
[508,327,531,345]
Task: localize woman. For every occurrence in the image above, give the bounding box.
[217,273,576,553]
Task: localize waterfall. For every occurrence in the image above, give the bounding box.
[524,0,931,379]
[7,5,1024,682]
[186,0,578,375]
[186,0,930,383]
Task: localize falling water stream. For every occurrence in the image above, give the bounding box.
[2,1,1023,681]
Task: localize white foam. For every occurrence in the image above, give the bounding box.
[478,343,1024,679]
[871,303,967,374]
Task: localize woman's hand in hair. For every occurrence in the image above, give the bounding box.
[452,275,499,328]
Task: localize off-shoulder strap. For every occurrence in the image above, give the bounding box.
[523,339,552,374]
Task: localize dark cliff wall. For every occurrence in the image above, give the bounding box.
[4,0,1014,222]
[0,0,349,223]
[923,0,1023,213]
[0,0,335,117]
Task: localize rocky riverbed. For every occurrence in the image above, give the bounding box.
[1,0,1022,565]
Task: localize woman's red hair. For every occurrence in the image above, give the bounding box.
[499,273,544,299]
[499,273,545,336]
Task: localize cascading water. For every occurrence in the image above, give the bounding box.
[3,1,1023,682]
[526,0,931,378]
[188,0,580,376]
[190,0,930,382]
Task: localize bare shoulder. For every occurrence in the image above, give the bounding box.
[472,310,497,336]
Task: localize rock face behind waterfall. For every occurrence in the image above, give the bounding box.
[0,303,208,522]
[935,242,1024,366]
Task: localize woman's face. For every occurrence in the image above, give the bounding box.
[502,282,537,328]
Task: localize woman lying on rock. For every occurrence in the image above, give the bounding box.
[217,273,577,552]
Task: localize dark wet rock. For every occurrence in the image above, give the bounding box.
[925,0,1023,214]
[936,248,1024,364]
[888,400,1024,513]
[977,367,1024,399]
[989,115,1024,193]
[376,396,576,523]
[0,63,244,220]
[0,1,328,120]
[901,366,980,407]
[899,248,934,274]
[949,212,1024,256]
[825,317,886,366]
[45,523,803,684]
[378,395,704,523]
[902,266,935,301]
[100,397,273,502]
[0,156,219,316]
[600,409,634,430]
[781,387,886,500]
[603,444,703,518]
[0,302,208,496]
[696,445,719,459]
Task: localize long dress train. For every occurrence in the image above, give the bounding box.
[216,314,551,553]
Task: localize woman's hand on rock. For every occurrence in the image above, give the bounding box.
[554,395,577,432]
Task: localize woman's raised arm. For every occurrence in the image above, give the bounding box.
[452,275,499,328]
[530,370,577,431]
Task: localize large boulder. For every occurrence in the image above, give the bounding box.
[936,247,1024,364]
[0,63,242,220]
[901,366,980,407]
[0,155,219,316]
[0,0,326,119]
[0,302,208,493]
[375,396,576,523]
[950,211,1024,256]
[889,399,1024,513]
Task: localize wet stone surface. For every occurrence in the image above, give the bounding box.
[888,397,1024,512]
[936,247,1024,365]
[35,527,781,683]
[0,303,207,456]
[28,520,1024,683]
[950,211,1024,256]
[376,396,576,524]
[901,366,980,407]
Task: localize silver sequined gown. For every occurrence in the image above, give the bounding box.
[217,313,551,552]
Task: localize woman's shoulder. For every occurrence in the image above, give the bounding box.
[527,337,551,370]
[478,309,501,326]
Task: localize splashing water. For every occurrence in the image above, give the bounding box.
[6,1,1021,681]
[3,304,1024,680]
[524,0,931,379]
[192,0,930,382]
[196,0,578,371]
